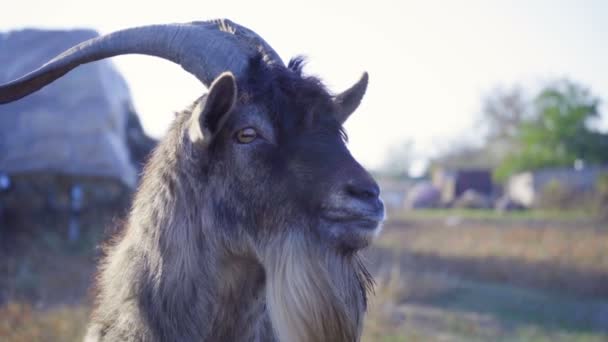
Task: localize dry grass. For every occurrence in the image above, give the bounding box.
[363,252,608,341]
[1,209,607,341]
[377,221,608,275]
[372,213,608,297]
[0,302,88,342]
[363,267,462,342]
[360,210,608,341]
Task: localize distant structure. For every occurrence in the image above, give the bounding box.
[377,178,413,209]
[432,168,493,204]
[507,166,608,207]
[404,181,441,209]
[0,29,156,217]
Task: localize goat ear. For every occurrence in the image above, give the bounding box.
[189,72,237,142]
[333,72,368,124]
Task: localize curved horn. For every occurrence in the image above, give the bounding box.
[0,19,284,104]
[333,72,369,124]
[196,19,283,65]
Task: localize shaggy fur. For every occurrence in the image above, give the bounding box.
[85,58,379,342]
[264,233,373,342]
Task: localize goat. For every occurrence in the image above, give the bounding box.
[0,19,384,342]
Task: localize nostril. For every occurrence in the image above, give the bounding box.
[345,181,380,200]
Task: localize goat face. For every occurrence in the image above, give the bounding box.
[187,59,384,253]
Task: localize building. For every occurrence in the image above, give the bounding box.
[507,166,608,207]
[432,168,493,204]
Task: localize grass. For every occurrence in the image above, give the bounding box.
[376,221,608,274]
[1,213,106,305]
[373,211,608,297]
[0,302,88,342]
[1,208,607,341]
[363,261,608,342]
[361,209,608,341]
[390,208,596,223]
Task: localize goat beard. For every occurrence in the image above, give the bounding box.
[263,232,373,342]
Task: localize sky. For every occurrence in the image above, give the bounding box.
[1,0,607,172]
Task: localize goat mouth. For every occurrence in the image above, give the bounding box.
[321,208,384,227]
[319,209,384,251]
[320,212,381,230]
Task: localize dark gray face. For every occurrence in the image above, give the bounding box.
[188,70,384,253]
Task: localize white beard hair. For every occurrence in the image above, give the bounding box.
[263,233,372,342]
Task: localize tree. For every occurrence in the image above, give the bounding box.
[495,79,608,181]
[430,141,494,170]
[431,86,528,172]
[480,85,529,142]
[380,140,414,179]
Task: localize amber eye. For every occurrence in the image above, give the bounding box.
[235,127,258,144]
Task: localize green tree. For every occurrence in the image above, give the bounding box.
[495,80,608,181]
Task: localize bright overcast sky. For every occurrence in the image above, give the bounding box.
[1,0,607,170]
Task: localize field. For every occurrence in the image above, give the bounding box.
[363,210,608,341]
[1,209,607,341]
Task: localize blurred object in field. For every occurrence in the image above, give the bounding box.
[598,174,608,220]
[0,173,11,191]
[0,29,157,225]
[404,182,441,209]
[453,189,492,209]
[0,172,11,226]
[507,166,608,209]
[432,168,494,206]
[67,184,83,242]
[377,178,413,209]
[494,195,525,212]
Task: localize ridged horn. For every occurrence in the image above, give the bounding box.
[0,19,284,104]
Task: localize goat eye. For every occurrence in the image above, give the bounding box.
[235,127,257,144]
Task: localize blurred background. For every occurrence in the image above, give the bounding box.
[1,1,607,341]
